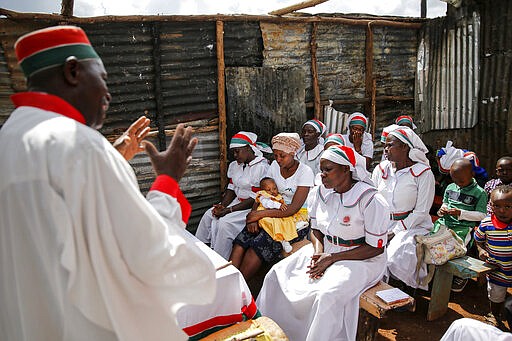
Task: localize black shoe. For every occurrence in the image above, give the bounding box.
[451,277,468,293]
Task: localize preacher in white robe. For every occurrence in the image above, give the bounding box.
[0,92,216,341]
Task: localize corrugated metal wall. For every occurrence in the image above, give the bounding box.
[416,12,480,132]
[261,21,418,162]
[0,40,14,127]
[0,18,266,232]
[225,66,307,146]
[420,0,512,171]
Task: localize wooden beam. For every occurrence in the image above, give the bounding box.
[305,96,414,108]
[0,8,425,29]
[61,0,74,17]
[364,23,374,125]
[269,0,329,16]
[216,20,228,192]
[310,22,321,120]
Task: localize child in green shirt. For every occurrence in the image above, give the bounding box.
[432,158,488,292]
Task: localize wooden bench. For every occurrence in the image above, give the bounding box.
[427,255,496,321]
[357,281,415,341]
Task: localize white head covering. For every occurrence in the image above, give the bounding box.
[271,133,301,155]
[436,141,465,173]
[388,127,429,165]
[229,131,265,157]
[395,115,418,130]
[348,112,368,130]
[380,124,400,143]
[320,145,371,183]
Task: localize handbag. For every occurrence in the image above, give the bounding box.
[415,225,467,285]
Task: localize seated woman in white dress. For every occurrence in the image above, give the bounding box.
[230,133,314,280]
[371,126,435,290]
[257,145,390,341]
[296,119,327,174]
[342,112,374,169]
[195,131,269,260]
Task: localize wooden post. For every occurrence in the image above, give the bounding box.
[216,20,228,191]
[365,23,375,133]
[310,22,321,120]
[370,78,377,140]
[421,0,427,18]
[61,0,74,17]
[269,0,329,16]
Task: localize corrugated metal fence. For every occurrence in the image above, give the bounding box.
[419,1,512,171]
[0,14,422,229]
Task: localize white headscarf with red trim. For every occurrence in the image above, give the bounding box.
[229,131,266,157]
[388,127,429,165]
[320,145,371,183]
[348,112,368,130]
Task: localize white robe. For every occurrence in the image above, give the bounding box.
[0,100,216,341]
[342,132,374,159]
[440,318,512,341]
[257,182,389,341]
[296,143,324,174]
[372,160,435,289]
[195,156,269,259]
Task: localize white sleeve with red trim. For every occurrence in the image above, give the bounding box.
[363,192,389,248]
[60,140,216,341]
[401,167,435,231]
[227,161,237,191]
[146,175,191,228]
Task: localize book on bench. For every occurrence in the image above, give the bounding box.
[375,287,411,305]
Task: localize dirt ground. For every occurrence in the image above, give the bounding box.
[376,278,509,340]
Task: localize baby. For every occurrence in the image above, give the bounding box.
[255,177,308,253]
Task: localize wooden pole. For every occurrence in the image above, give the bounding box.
[370,78,377,140]
[421,0,427,18]
[365,23,375,126]
[61,0,74,17]
[269,0,329,16]
[305,95,414,108]
[216,20,228,192]
[310,22,322,120]
[0,8,424,29]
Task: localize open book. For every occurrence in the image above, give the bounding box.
[376,287,411,305]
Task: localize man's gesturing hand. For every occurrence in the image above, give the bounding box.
[143,124,198,182]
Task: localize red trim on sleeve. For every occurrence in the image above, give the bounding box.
[241,297,258,319]
[182,314,243,336]
[229,178,233,184]
[401,220,407,230]
[150,175,191,223]
[251,186,261,193]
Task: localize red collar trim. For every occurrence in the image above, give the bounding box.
[11,92,86,125]
[491,214,511,230]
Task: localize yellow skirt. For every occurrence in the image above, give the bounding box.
[258,207,308,242]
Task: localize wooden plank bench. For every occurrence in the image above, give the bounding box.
[357,281,415,341]
[427,255,496,321]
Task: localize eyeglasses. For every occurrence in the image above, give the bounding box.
[490,203,512,211]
